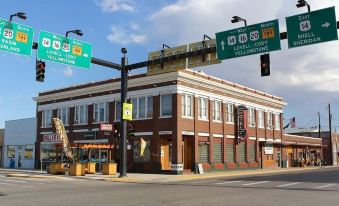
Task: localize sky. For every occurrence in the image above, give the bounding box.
[0,0,339,131]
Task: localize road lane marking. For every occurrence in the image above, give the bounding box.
[277,182,301,187]
[0,179,27,183]
[215,180,242,185]
[314,184,336,189]
[191,180,217,184]
[0,182,14,185]
[242,181,270,186]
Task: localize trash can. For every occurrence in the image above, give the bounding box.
[9,159,15,168]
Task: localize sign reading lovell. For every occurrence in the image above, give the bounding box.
[216,19,281,60]
[0,19,34,56]
[37,30,92,69]
[286,6,338,48]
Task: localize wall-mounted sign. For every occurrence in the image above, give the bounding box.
[237,105,248,142]
[42,134,60,142]
[100,123,113,131]
[171,163,183,172]
[84,131,96,139]
[264,144,274,155]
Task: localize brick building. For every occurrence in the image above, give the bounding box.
[34,69,322,174]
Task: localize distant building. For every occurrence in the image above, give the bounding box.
[0,129,4,167]
[4,118,37,169]
[288,130,339,166]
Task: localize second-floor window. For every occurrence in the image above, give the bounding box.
[93,102,108,123]
[74,105,88,124]
[131,96,153,119]
[226,103,234,123]
[258,110,264,128]
[274,113,280,130]
[42,109,52,127]
[161,94,172,117]
[213,101,222,121]
[198,98,208,120]
[248,108,255,127]
[57,107,69,125]
[182,94,193,118]
[267,112,273,129]
[115,100,121,121]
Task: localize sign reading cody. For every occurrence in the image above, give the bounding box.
[236,105,248,142]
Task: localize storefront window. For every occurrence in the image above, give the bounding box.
[41,144,61,162]
[24,145,33,159]
[7,146,15,158]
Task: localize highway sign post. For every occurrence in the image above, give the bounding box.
[215,19,281,60]
[37,30,92,69]
[0,19,34,56]
[286,6,338,48]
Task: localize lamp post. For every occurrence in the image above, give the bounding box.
[296,0,311,12]
[9,12,27,22]
[66,29,83,38]
[231,16,247,27]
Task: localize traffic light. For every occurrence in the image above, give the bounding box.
[36,60,46,82]
[128,124,135,137]
[260,53,270,77]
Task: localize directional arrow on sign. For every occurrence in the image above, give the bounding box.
[322,22,330,28]
[220,40,225,51]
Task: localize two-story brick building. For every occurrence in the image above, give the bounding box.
[34,69,321,174]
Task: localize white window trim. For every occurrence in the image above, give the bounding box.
[198,97,208,121]
[93,102,108,124]
[274,113,281,130]
[248,107,256,128]
[212,101,222,122]
[160,94,172,118]
[74,104,88,125]
[57,107,70,126]
[41,109,52,128]
[257,110,264,128]
[132,96,153,120]
[266,111,273,130]
[225,103,234,124]
[182,94,193,119]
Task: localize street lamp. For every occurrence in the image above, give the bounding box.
[296,0,311,12]
[9,12,27,22]
[65,29,83,38]
[231,16,247,27]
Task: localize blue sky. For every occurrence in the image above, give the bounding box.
[1,0,339,131]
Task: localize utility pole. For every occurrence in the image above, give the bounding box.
[328,103,333,165]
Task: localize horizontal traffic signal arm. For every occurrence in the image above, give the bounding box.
[31,20,339,71]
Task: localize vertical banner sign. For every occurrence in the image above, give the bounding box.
[0,19,34,56]
[216,19,281,60]
[53,118,74,161]
[123,103,133,121]
[37,30,92,69]
[236,105,248,143]
[286,7,338,48]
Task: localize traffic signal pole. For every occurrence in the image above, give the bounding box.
[30,20,339,177]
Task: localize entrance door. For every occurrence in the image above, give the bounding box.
[160,138,170,170]
[183,136,193,171]
[288,153,293,168]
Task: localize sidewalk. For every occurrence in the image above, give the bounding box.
[1,166,336,183]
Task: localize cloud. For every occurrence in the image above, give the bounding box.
[95,0,135,12]
[107,26,147,45]
[64,66,73,77]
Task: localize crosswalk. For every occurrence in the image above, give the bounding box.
[177,179,339,190]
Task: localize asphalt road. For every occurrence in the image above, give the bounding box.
[1,167,339,206]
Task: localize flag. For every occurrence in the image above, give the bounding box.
[140,138,146,157]
[290,117,296,128]
[283,122,291,130]
[53,118,74,161]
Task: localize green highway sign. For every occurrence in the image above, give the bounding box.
[0,19,34,56]
[37,30,92,69]
[286,7,338,48]
[215,19,281,60]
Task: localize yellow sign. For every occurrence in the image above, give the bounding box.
[16,32,28,43]
[123,103,133,121]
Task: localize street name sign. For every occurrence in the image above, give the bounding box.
[286,7,338,48]
[37,30,92,69]
[215,19,281,60]
[0,19,34,56]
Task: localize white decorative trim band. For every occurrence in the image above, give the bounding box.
[198,132,210,137]
[249,136,256,140]
[213,134,223,138]
[258,138,266,142]
[226,135,235,139]
[159,131,172,135]
[182,131,194,136]
[133,132,153,136]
